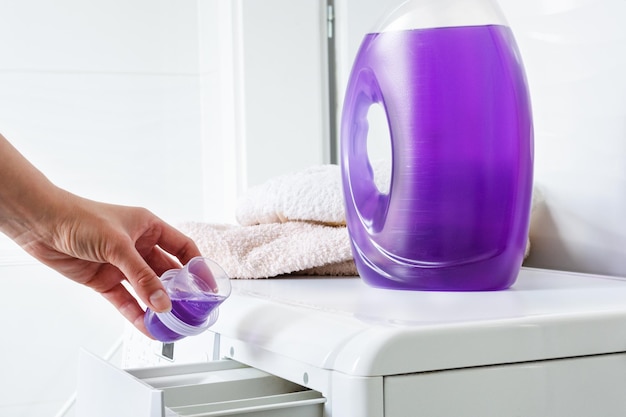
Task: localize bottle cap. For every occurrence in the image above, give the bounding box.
[145,257,231,342]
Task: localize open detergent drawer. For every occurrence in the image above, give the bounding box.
[77,350,325,417]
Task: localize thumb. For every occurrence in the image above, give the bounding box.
[115,252,172,313]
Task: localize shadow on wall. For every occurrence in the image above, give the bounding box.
[523,188,626,277]
[524,194,578,272]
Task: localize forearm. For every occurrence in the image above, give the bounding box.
[0,134,68,244]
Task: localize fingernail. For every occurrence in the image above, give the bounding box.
[149,289,171,312]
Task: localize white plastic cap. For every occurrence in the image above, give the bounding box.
[373,0,508,33]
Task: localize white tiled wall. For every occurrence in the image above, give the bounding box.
[0,0,209,223]
[0,1,216,416]
[0,0,201,74]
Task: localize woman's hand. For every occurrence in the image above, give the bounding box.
[0,134,201,337]
[26,195,201,336]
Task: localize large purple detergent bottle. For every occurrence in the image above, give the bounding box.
[341,0,534,291]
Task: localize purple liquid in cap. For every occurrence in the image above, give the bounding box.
[144,257,230,342]
[341,25,533,291]
[146,295,226,343]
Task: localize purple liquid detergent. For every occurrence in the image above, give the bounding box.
[146,295,226,342]
[341,24,533,291]
[144,257,231,342]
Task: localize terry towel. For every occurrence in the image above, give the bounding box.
[235,164,347,226]
[178,221,357,279]
[182,163,387,278]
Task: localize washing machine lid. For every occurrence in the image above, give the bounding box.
[211,267,626,377]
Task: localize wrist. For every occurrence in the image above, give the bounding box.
[0,182,68,245]
[0,136,72,245]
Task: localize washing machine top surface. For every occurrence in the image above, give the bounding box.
[211,267,626,376]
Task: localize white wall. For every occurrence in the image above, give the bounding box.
[235,0,330,187]
[0,1,216,415]
[0,0,210,224]
[501,0,626,276]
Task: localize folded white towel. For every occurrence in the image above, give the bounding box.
[179,221,357,279]
[235,162,392,226]
[236,165,346,226]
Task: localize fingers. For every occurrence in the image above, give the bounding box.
[100,283,154,339]
[142,245,182,277]
[155,221,202,265]
[107,210,201,315]
[112,247,172,313]
[131,211,201,272]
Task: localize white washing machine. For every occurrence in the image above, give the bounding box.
[78,267,626,416]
